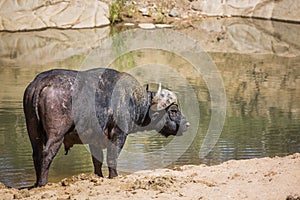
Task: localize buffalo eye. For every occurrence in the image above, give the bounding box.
[168,105,179,117]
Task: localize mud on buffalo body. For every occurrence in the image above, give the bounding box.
[23,68,190,187]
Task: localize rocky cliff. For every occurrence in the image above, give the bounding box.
[0,0,299,31]
[191,0,300,23]
[0,0,110,31]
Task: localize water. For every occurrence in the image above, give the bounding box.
[0,18,300,188]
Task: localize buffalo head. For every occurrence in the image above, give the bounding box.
[147,83,190,137]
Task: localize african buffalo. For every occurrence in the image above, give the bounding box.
[23,68,190,187]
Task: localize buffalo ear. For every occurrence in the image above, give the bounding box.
[146,84,149,91]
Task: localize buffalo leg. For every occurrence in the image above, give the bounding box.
[38,136,64,186]
[31,136,43,187]
[36,85,75,186]
[38,122,72,186]
[89,144,104,177]
[107,127,127,178]
[24,100,44,187]
[26,118,43,187]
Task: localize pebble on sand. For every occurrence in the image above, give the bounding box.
[138,23,156,29]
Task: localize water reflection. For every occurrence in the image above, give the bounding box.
[0,106,34,187]
[0,19,300,188]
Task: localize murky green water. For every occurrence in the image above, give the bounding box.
[0,18,299,188]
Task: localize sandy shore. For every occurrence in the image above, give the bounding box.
[1,153,299,200]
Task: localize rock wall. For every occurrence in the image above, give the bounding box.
[191,0,300,23]
[0,0,299,32]
[0,0,110,31]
